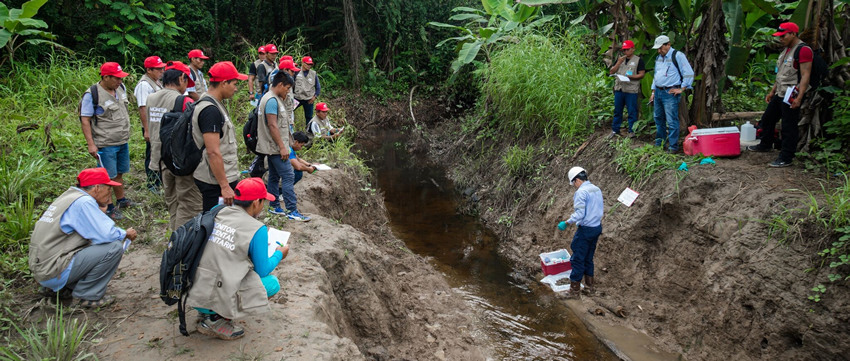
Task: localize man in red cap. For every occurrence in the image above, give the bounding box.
[191,61,248,211]
[79,62,136,220]
[146,61,203,231]
[747,22,812,168]
[308,102,345,140]
[608,40,645,139]
[30,168,138,308]
[247,46,267,98]
[254,44,278,97]
[186,177,289,340]
[187,49,210,101]
[294,56,321,127]
[135,56,167,192]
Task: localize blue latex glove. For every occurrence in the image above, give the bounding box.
[700,157,716,165]
[558,221,567,231]
[678,162,689,171]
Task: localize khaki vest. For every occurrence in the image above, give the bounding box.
[309,115,333,136]
[190,67,208,95]
[146,88,184,171]
[294,70,317,100]
[613,57,641,94]
[29,188,91,282]
[256,91,292,155]
[140,74,162,93]
[85,83,131,148]
[775,42,806,95]
[191,96,239,184]
[251,59,265,91]
[185,206,268,319]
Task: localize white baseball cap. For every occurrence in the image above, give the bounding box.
[652,35,670,49]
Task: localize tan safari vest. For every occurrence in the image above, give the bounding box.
[29,188,91,282]
[614,57,641,94]
[251,59,265,91]
[185,206,268,319]
[775,42,807,95]
[190,67,208,95]
[294,70,317,100]
[256,91,292,155]
[140,74,162,92]
[84,83,131,148]
[146,88,183,172]
[309,115,333,137]
[191,96,240,184]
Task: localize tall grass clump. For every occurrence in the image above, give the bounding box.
[502,144,535,177]
[483,33,608,142]
[612,139,682,187]
[0,305,98,361]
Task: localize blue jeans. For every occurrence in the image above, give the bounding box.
[569,225,602,283]
[97,143,130,179]
[295,99,314,128]
[267,154,297,211]
[612,91,638,133]
[653,90,681,150]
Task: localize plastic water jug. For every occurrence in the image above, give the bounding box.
[741,121,756,141]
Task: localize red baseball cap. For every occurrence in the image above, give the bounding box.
[188,49,209,59]
[144,56,166,68]
[165,61,195,88]
[278,59,300,72]
[265,44,279,54]
[78,168,121,187]
[234,178,275,202]
[302,56,314,65]
[281,55,293,62]
[622,40,635,50]
[773,22,800,37]
[258,46,266,53]
[315,102,330,112]
[208,61,248,82]
[100,62,129,78]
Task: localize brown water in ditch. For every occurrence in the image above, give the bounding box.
[357,129,617,360]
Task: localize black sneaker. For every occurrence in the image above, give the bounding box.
[117,198,138,208]
[769,159,792,168]
[106,208,125,220]
[747,145,771,152]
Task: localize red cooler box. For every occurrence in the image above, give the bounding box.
[540,249,572,276]
[683,126,741,157]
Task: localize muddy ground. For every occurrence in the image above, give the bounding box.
[12,167,488,360]
[415,106,850,361]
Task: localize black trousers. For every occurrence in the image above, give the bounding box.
[144,140,162,188]
[758,95,801,162]
[194,179,239,212]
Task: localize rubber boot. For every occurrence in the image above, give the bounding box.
[567,281,582,299]
[582,276,594,296]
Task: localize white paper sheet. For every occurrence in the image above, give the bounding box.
[617,187,640,207]
[610,74,630,82]
[313,164,332,171]
[783,86,798,105]
[268,228,291,257]
[122,239,131,251]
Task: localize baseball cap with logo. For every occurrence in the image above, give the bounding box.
[100,62,129,78]
[144,56,166,69]
[234,178,275,201]
[301,56,314,65]
[208,61,248,82]
[265,44,279,54]
[772,22,799,37]
[315,102,330,112]
[622,40,635,50]
[165,61,195,88]
[281,55,293,62]
[258,46,266,53]
[278,59,300,72]
[652,35,671,49]
[188,49,210,59]
[77,168,122,187]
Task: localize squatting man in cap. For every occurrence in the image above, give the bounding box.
[187,178,290,340]
[557,167,604,299]
[29,168,138,308]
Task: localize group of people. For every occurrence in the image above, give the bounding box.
[30,45,348,340]
[610,22,812,168]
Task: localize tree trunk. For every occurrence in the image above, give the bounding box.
[688,0,727,126]
[342,0,365,87]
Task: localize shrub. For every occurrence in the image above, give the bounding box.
[502,144,534,177]
[0,305,97,361]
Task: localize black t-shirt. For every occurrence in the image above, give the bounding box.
[248,62,258,76]
[197,106,224,137]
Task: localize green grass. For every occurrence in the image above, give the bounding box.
[502,144,534,177]
[0,305,98,361]
[612,138,684,187]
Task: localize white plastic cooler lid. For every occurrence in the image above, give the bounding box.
[691,126,740,136]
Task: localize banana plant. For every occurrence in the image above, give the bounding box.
[0,0,70,68]
[428,0,555,74]
[722,0,777,77]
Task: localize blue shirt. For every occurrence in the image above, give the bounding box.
[264,97,278,115]
[651,47,695,90]
[566,181,604,227]
[40,188,127,291]
[79,93,105,117]
[289,147,296,160]
[247,225,283,277]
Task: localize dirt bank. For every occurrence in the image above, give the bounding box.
[13,168,488,360]
[413,111,850,360]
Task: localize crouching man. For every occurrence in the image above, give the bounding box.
[29,168,138,308]
[187,178,290,340]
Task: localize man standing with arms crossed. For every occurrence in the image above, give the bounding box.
[557,167,604,299]
[187,49,210,101]
[134,56,166,192]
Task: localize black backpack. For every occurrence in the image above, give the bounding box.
[78,83,126,126]
[161,97,212,176]
[243,105,261,154]
[159,205,224,336]
[157,95,187,172]
[795,42,829,91]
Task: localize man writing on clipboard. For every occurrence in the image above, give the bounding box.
[747,22,812,168]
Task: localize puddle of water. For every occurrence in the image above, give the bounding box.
[357,130,617,360]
